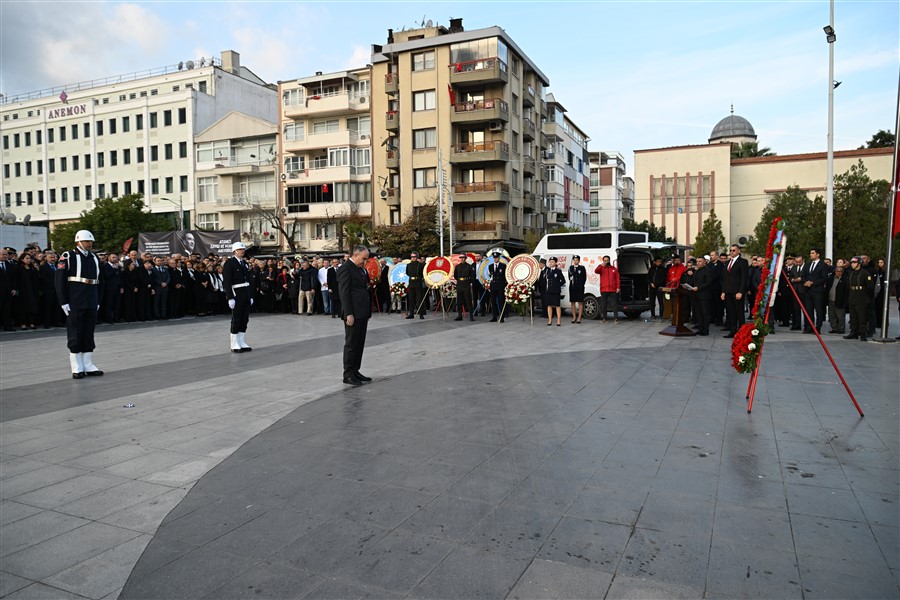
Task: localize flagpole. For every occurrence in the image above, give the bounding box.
[875,67,900,343]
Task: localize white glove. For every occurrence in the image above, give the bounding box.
[250,298,254,306]
[228,299,236,310]
[61,304,71,316]
[97,305,100,311]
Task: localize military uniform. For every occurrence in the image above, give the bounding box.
[406,259,426,318]
[488,259,507,322]
[844,266,874,341]
[56,239,105,378]
[223,246,255,352]
[453,259,475,321]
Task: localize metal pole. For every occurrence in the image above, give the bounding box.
[875,68,900,343]
[179,196,184,232]
[825,0,835,261]
[438,148,445,256]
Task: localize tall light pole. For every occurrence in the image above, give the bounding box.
[824,1,836,260]
[159,196,184,231]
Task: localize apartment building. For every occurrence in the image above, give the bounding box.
[0,50,275,233]
[370,19,551,253]
[543,94,590,232]
[277,68,373,253]
[589,150,634,230]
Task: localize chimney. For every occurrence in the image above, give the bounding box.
[449,18,463,33]
[387,28,394,44]
[221,50,241,75]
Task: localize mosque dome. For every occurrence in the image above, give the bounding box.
[709,113,757,144]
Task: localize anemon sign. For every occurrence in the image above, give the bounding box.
[47,104,87,119]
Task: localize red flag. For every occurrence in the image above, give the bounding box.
[447,84,455,106]
[122,237,133,254]
[893,152,900,237]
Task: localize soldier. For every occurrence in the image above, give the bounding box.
[453,253,475,321]
[56,230,105,379]
[223,241,254,352]
[405,251,426,319]
[488,251,507,323]
[843,256,875,342]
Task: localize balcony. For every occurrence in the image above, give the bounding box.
[455,220,509,241]
[385,111,399,131]
[381,187,400,206]
[523,155,536,176]
[523,190,537,212]
[284,159,370,186]
[450,141,509,165]
[449,57,509,86]
[283,130,366,153]
[450,98,509,125]
[282,91,368,118]
[541,99,548,118]
[522,118,536,141]
[384,72,399,95]
[453,181,509,204]
[196,156,272,176]
[385,148,399,170]
[523,84,535,108]
[215,194,275,211]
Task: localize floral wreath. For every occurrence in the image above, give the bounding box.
[441,280,457,299]
[504,281,532,305]
[732,217,783,374]
[390,282,407,298]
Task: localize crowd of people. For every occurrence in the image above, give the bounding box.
[1,242,897,342]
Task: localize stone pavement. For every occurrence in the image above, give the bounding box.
[0,311,898,599]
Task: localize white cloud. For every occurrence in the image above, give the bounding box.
[344,45,370,70]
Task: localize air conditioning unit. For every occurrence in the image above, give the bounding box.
[280,173,287,182]
[737,234,751,246]
[489,121,503,132]
[359,134,370,140]
[358,96,369,104]
[380,189,389,199]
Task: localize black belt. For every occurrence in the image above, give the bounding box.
[409,277,421,280]
[458,278,469,281]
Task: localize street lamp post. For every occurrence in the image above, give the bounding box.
[159,196,184,231]
[824,2,836,261]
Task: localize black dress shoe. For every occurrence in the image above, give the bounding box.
[241,347,252,352]
[232,349,242,353]
[85,370,104,377]
[724,333,735,338]
[489,318,497,322]
[454,315,463,321]
[355,372,372,382]
[72,372,85,380]
[843,333,858,340]
[405,315,414,319]
[859,336,867,342]
[343,375,363,386]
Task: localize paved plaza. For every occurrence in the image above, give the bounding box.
[0,311,898,599]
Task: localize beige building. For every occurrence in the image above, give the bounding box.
[193,112,278,249]
[634,113,893,249]
[0,51,275,234]
[589,150,634,230]
[277,68,373,253]
[544,95,590,231]
[370,19,551,253]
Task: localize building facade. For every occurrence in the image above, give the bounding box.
[0,51,275,236]
[277,68,373,253]
[370,19,553,253]
[589,150,634,230]
[543,95,590,232]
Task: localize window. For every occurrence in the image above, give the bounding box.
[414,168,437,188]
[84,186,91,201]
[84,154,91,169]
[412,50,435,71]
[180,175,188,192]
[73,187,80,202]
[590,212,599,228]
[179,141,187,158]
[137,180,144,194]
[3,194,9,208]
[37,160,43,175]
[198,177,218,203]
[15,192,22,206]
[312,119,339,134]
[123,181,132,195]
[352,148,371,174]
[49,158,55,173]
[149,112,158,128]
[136,114,143,130]
[71,124,78,140]
[24,132,31,146]
[315,223,337,239]
[412,128,436,149]
[49,189,56,204]
[122,116,130,132]
[346,116,371,136]
[110,183,118,197]
[47,128,54,143]
[164,143,173,160]
[512,93,518,114]
[2,135,7,149]
[96,120,103,136]
[198,81,207,93]
[284,156,304,173]
[328,147,350,167]
[3,165,8,179]
[123,149,131,165]
[25,161,32,176]
[589,191,599,207]
[512,169,519,190]
[196,140,229,162]
[165,177,174,194]
[178,108,187,124]
[151,178,159,194]
[413,90,436,111]
[97,184,105,198]
[109,150,117,166]
[14,163,20,177]
[137,147,144,163]
[83,122,90,138]
[36,130,42,144]
[197,213,219,230]
[283,122,304,141]
[163,110,172,126]
[58,127,65,142]
[461,206,484,222]
[108,118,116,134]
[150,145,158,161]
[60,157,67,172]
[26,191,33,206]
[96,152,104,168]
[71,155,78,171]
[282,88,303,106]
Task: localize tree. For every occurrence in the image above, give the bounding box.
[859,129,895,149]
[693,209,726,256]
[550,225,582,234]
[731,142,775,159]
[622,218,674,243]
[370,201,448,257]
[237,198,302,254]
[524,229,542,254]
[832,160,892,262]
[744,186,826,258]
[50,194,172,253]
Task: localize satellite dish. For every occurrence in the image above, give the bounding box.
[22,214,31,225]
[3,214,16,225]
[426,19,433,27]
[185,60,195,70]
[178,61,184,70]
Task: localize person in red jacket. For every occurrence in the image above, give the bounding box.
[594,255,621,323]
[666,255,686,288]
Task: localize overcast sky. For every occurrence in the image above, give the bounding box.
[1,1,896,171]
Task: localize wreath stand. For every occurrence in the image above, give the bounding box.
[746,275,864,418]
[431,287,449,320]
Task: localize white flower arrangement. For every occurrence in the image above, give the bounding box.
[738,356,746,363]
[751,329,760,336]
[748,343,757,351]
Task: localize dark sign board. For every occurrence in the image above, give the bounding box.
[138,230,240,257]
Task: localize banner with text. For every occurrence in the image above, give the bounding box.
[138,230,240,257]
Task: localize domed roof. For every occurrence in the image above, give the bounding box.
[709,114,757,143]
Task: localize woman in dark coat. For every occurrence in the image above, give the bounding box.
[14,253,40,330]
[276,266,291,313]
[544,257,567,327]
[567,255,587,324]
[193,262,210,316]
[121,259,141,322]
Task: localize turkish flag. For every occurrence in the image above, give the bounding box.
[893,150,900,237]
[447,84,455,106]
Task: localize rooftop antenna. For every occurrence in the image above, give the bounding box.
[730,103,734,115]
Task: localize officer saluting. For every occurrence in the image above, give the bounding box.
[223,241,254,352]
[56,230,105,379]
[453,253,476,321]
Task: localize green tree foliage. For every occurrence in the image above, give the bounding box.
[370,202,448,257]
[550,225,582,234]
[859,129,895,149]
[731,142,775,158]
[745,186,825,258]
[622,218,675,243]
[524,229,543,254]
[693,209,726,256]
[50,195,172,253]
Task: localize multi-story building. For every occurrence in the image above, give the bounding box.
[0,50,275,235]
[277,68,373,253]
[589,150,634,230]
[634,112,894,246]
[543,95,590,232]
[370,19,552,253]
[193,112,278,249]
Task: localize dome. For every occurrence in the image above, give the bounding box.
[709,114,757,143]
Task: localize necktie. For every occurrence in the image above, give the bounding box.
[728,259,734,272]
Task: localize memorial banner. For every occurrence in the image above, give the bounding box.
[138,230,240,257]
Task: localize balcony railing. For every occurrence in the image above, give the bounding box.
[523,118,536,141]
[385,111,399,130]
[385,148,399,170]
[456,220,508,232]
[451,98,509,124]
[384,72,399,94]
[215,194,275,208]
[449,57,509,85]
[450,140,509,164]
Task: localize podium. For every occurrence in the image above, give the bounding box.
[659,286,695,337]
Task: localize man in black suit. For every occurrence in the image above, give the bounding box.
[801,247,828,333]
[488,251,507,322]
[789,254,806,329]
[338,245,373,386]
[327,258,341,318]
[0,247,17,331]
[100,253,124,324]
[721,244,749,338]
[690,256,714,335]
[39,251,64,328]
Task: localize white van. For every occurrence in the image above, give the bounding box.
[532,231,684,319]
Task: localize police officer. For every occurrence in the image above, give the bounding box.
[488,251,507,322]
[405,251,426,319]
[843,256,875,342]
[223,241,254,352]
[56,230,105,379]
[453,254,476,321]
